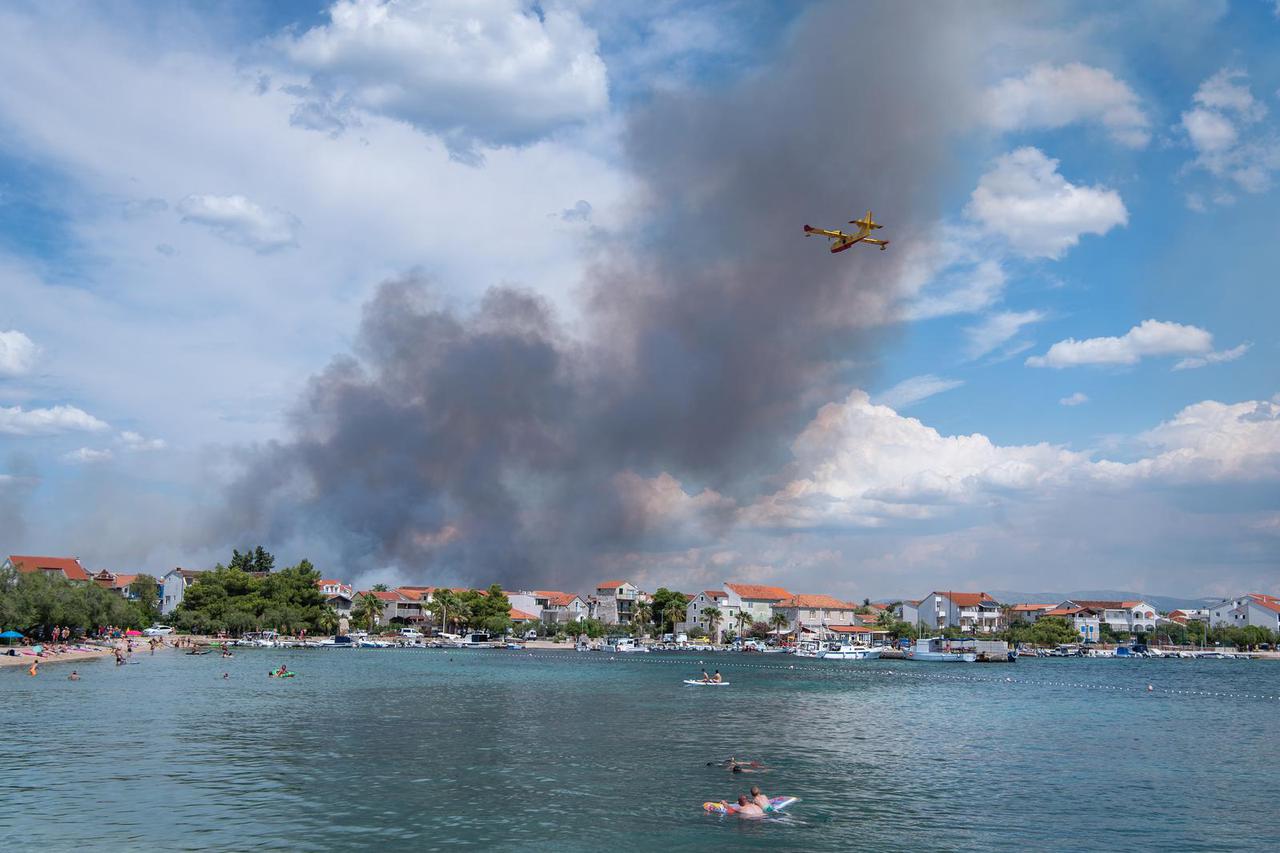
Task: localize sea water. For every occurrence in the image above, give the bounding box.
[1,649,1276,851]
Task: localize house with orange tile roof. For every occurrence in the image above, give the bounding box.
[914,591,1003,634]
[528,590,588,624]
[90,569,143,600]
[682,589,739,642]
[1055,599,1158,635]
[4,555,90,582]
[774,594,860,633]
[1208,594,1280,631]
[721,582,793,627]
[1008,603,1055,623]
[1040,605,1102,642]
[594,580,645,624]
[315,579,354,618]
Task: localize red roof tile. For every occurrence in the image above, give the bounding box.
[534,590,580,607]
[509,608,539,621]
[934,591,998,607]
[783,594,856,610]
[8,555,90,582]
[1248,594,1280,614]
[725,583,793,601]
[596,580,631,591]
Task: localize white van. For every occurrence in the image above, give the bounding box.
[398,627,424,639]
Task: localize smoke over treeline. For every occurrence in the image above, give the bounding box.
[223,3,985,587]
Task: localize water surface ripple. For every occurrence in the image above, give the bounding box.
[2,649,1276,851]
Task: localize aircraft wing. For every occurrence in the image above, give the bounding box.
[803,225,845,239]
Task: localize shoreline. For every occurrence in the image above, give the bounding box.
[0,641,178,669]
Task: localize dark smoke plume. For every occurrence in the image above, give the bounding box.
[222,2,986,587]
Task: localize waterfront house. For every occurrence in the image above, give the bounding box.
[897,600,920,625]
[316,579,354,619]
[775,594,860,633]
[1166,608,1209,624]
[91,570,141,600]
[722,582,793,626]
[530,590,589,624]
[683,590,740,642]
[1039,606,1102,643]
[1008,603,1055,623]
[1208,594,1280,631]
[914,592,1003,634]
[161,568,206,614]
[509,608,540,627]
[4,555,91,583]
[1055,599,1158,635]
[594,580,645,624]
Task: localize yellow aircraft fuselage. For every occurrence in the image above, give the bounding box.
[803,210,889,253]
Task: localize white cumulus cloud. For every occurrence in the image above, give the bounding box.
[966,147,1128,259]
[983,63,1150,148]
[872,375,964,410]
[745,391,1280,531]
[0,329,38,377]
[0,404,110,436]
[1181,68,1279,194]
[177,194,299,252]
[1059,392,1089,407]
[278,0,609,161]
[1026,319,1216,368]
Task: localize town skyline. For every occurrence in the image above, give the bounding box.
[0,2,1277,599]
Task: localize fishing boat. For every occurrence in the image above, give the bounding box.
[819,643,882,661]
[906,637,976,663]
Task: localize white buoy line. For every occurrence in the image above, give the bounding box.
[460,650,1280,702]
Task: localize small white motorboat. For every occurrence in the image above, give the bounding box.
[819,643,882,661]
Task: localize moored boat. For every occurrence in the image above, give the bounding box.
[819,643,882,661]
[906,637,976,663]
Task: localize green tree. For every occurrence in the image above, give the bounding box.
[428,589,459,634]
[734,610,751,637]
[649,589,688,633]
[352,593,384,632]
[748,620,771,640]
[129,574,161,625]
[769,612,789,640]
[632,601,652,638]
[372,583,390,593]
[702,606,722,643]
[1028,616,1080,647]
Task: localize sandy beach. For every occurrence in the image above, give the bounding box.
[0,640,181,669]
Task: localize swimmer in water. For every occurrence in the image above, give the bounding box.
[750,785,770,811]
[28,660,39,676]
[68,670,80,681]
[732,794,764,817]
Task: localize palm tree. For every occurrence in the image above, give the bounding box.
[632,601,652,639]
[702,606,722,644]
[769,612,789,642]
[315,606,339,636]
[664,600,685,636]
[429,589,458,635]
[352,593,383,633]
[734,610,751,639]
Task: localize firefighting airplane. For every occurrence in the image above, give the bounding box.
[803,210,889,253]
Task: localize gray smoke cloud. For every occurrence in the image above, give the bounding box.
[221,2,988,588]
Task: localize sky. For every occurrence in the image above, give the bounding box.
[0,0,1277,600]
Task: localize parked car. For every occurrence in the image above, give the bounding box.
[398,627,424,639]
[143,625,173,636]
[524,629,538,640]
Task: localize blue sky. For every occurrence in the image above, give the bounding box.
[0,1,1277,599]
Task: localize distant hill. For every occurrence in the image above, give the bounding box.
[987,589,1222,613]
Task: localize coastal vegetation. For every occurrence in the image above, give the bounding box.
[0,565,154,636]
[170,548,330,635]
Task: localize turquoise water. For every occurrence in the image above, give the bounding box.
[2,649,1277,851]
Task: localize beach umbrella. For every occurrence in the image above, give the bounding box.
[0,629,22,646]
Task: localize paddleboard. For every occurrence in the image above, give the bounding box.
[683,679,731,686]
[703,796,797,814]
